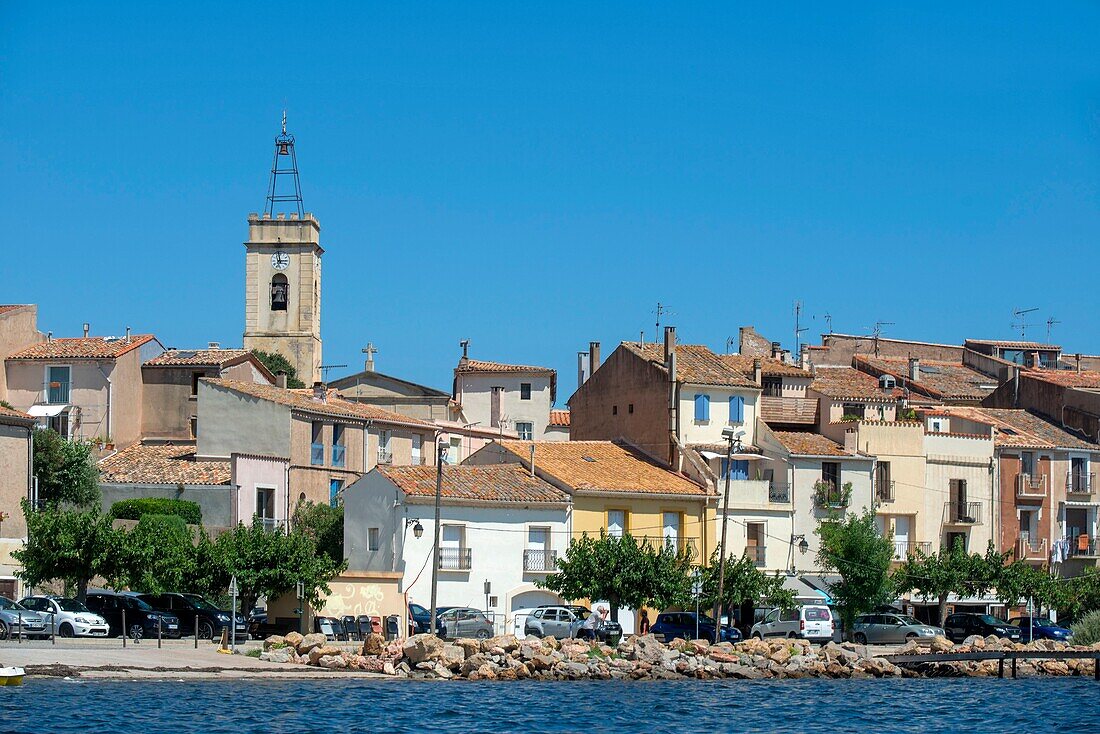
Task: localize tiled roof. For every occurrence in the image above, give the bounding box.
[810,366,903,401]
[203,379,434,428]
[456,358,555,375]
[376,464,568,504]
[548,409,570,427]
[146,349,250,367]
[965,339,1060,351]
[853,355,995,401]
[0,305,26,315]
[0,405,35,423]
[934,407,1097,450]
[622,343,758,388]
[8,335,157,360]
[721,354,809,379]
[98,443,230,485]
[771,431,859,457]
[496,440,710,496]
[1021,370,1100,389]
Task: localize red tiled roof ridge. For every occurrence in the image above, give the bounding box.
[457,358,555,374]
[8,334,158,360]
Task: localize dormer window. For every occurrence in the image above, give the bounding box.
[879,374,896,390]
[271,274,289,311]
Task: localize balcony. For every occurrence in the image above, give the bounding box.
[1067,536,1100,559]
[523,549,558,572]
[760,395,817,426]
[943,501,983,525]
[438,547,473,570]
[1015,473,1047,502]
[891,540,932,560]
[743,545,766,567]
[813,481,851,510]
[1015,535,1047,562]
[331,444,346,468]
[1067,472,1095,496]
[377,449,393,465]
[47,382,70,405]
[310,442,325,466]
[768,484,791,504]
[256,517,287,533]
[875,479,895,504]
[634,535,699,557]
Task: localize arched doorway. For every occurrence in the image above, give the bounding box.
[507,587,564,637]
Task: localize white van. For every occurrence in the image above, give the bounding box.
[750,605,834,643]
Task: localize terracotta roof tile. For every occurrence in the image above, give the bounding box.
[0,305,26,315]
[965,339,1060,350]
[810,366,903,401]
[548,409,570,427]
[98,444,230,485]
[854,355,996,401]
[1021,369,1100,389]
[932,407,1098,450]
[146,349,250,367]
[0,405,35,423]
[721,354,810,379]
[771,431,858,457]
[622,343,758,388]
[203,379,434,428]
[456,358,555,375]
[8,335,158,360]
[376,464,567,504]
[496,440,709,495]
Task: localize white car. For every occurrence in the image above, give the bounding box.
[18,596,110,638]
[750,604,835,644]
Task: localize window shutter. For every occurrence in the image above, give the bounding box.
[730,395,744,422]
[695,394,709,421]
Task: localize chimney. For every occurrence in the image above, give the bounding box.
[752,358,762,386]
[125,326,131,344]
[459,339,470,366]
[46,331,52,343]
[1029,351,1041,369]
[490,386,503,428]
[799,343,810,371]
[577,351,588,391]
[83,322,90,338]
[312,381,327,403]
[908,357,920,382]
[275,371,288,389]
[589,341,601,373]
[663,326,676,364]
[770,342,782,360]
[843,427,858,453]
[1077,353,1082,373]
[208,341,220,350]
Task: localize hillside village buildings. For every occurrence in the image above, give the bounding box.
[3,121,1100,625]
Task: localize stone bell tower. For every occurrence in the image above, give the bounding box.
[242,114,323,385]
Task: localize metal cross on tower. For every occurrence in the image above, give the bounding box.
[265,111,304,217]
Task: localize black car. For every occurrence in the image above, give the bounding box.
[85,591,181,640]
[130,592,247,640]
[943,613,1023,643]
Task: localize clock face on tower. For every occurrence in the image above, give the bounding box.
[271,252,290,270]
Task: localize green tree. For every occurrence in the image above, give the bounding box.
[14,500,125,600]
[815,510,896,632]
[995,560,1063,612]
[250,349,305,388]
[292,500,344,566]
[32,429,100,507]
[537,532,695,622]
[697,551,796,629]
[1059,567,1100,621]
[119,514,197,594]
[892,538,1005,626]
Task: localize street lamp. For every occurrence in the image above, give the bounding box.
[788,534,809,573]
[428,440,447,637]
[713,426,744,642]
[405,518,424,539]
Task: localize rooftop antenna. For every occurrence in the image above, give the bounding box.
[793,301,808,354]
[1012,307,1039,339]
[319,363,347,381]
[870,321,895,356]
[1046,316,1061,342]
[725,336,736,354]
[654,302,672,343]
[824,313,833,334]
[265,110,304,217]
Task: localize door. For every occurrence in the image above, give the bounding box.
[662,512,680,551]
[779,608,800,636]
[543,609,565,638]
[1071,457,1088,491]
[880,615,904,643]
[441,525,464,569]
[745,523,764,566]
[894,516,911,558]
[821,462,840,491]
[760,608,781,637]
[527,527,550,571]
[256,487,276,527]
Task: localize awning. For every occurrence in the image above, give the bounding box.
[698,451,769,461]
[28,404,67,418]
[781,574,832,603]
[1062,500,1100,508]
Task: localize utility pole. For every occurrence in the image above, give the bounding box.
[429,441,446,637]
[713,430,740,642]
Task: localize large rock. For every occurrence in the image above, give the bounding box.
[308,644,343,665]
[361,633,386,656]
[263,635,286,651]
[631,635,668,664]
[317,654,347,670]
[769,646,792,665]
[297,632,328,655]
[962,635,985,649]
[259,647,292,664]
[441,644,466,670]
[454,638,481,660]
[403,634,445,664]
[283,631,304,648]
[481,634,520,653]
[554,661,591,680]
[930,635,954,653]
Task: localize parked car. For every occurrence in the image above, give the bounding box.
[18,596,110,638]
[0,597,47,640]
[943,613,1022,643]
[850,613,944,645]
[130,592,247,640]
[524,605,588,639]
[85,591,181,640]
[438,607,494,639]
[750,605,834,643]
[1010,616,1073,642]
[651,612,742,643]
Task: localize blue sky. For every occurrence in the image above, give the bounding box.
[3,2,1099,400]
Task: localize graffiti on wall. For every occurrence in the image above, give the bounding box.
[324,581,394,617]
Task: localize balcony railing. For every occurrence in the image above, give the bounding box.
[438,547,473,570]
[523,549,558,572]
[634,535,699,557]
[377,449,393,465]
[813,481,851,509]
[1015,473,1047,501]
[47,382,70,405]
[310,442,325,466]
[1067,536,1100,559]
[759,395,818,425]
[1016,535,1047,561]
[1066,472,1095,495]
[875,479,895,503]
[331,444,346,468]
[892,540,932,560]
[743,545,765,567]
[943,501,982,525]
[768,484,791,503]
[256,516,287,533]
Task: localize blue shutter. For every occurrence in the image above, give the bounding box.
[720,458,729,480]
[732,460,749,480]
[695,394,710,421]
[729,395,744,423]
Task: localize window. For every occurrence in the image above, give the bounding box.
[662,512,682,549]
[271,274,289,311]
[929,418,945,432]
[721,458,749,481]
[879,375,896,390]
[190,371,202,396]
[945,531,967,552]
[256,487,276,529]
[612,405,618,415]
[628,403,634,414]
[331,424,346,467]
[607,510,626,537]
[516,422,534,440]
[842,403,865,420]
[310,421,324,466]
[411,434,422,465]
[520,383,532,400]
[729,395,745,423]
[1020,452,1035,477]
[329,478,344,507]
[378,430,392,464]
[821,462,840,489]
[447,437,461,465]
[762,377,782,397]
[189,417,198,439]
[694,394,710,422]
[368,527,380,552]
[46,365,71,404]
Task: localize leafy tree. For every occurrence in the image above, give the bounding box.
[995,560,1063,612]
[1059,567,1100,622]
[32,429,100,507]
[181,531,231,600]
[815,510,896,632]
[537,531,695,622]
[14,500,125,599]
[250,349,305,388]
[892,538,1006,626]
[292,500,344,566]
[119,514,197,594]
[697,551,796,629]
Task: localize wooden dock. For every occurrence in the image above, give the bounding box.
[881,649,1100,679]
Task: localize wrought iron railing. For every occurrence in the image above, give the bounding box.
[523,549,558,572]
[875,479,895,503]
[438,547,472,570]
[1067,536,1100,558]
[943,501,982,525]
[377,449,393,465]
[768,484,791,503]
[743,545,765,567]
[1066,472,1095,495]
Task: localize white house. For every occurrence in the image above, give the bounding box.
[342,463,571,631]
[452,350,558,440]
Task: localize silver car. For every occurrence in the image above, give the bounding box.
[18,596,110,638]
[437,607,494,640]
[850,613,944,644]
[0,596,47,640]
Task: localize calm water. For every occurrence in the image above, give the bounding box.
[1,677,1097,733]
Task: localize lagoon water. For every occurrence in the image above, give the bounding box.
[2,677,1096,732]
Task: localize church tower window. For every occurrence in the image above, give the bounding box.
[271,273,289,311]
